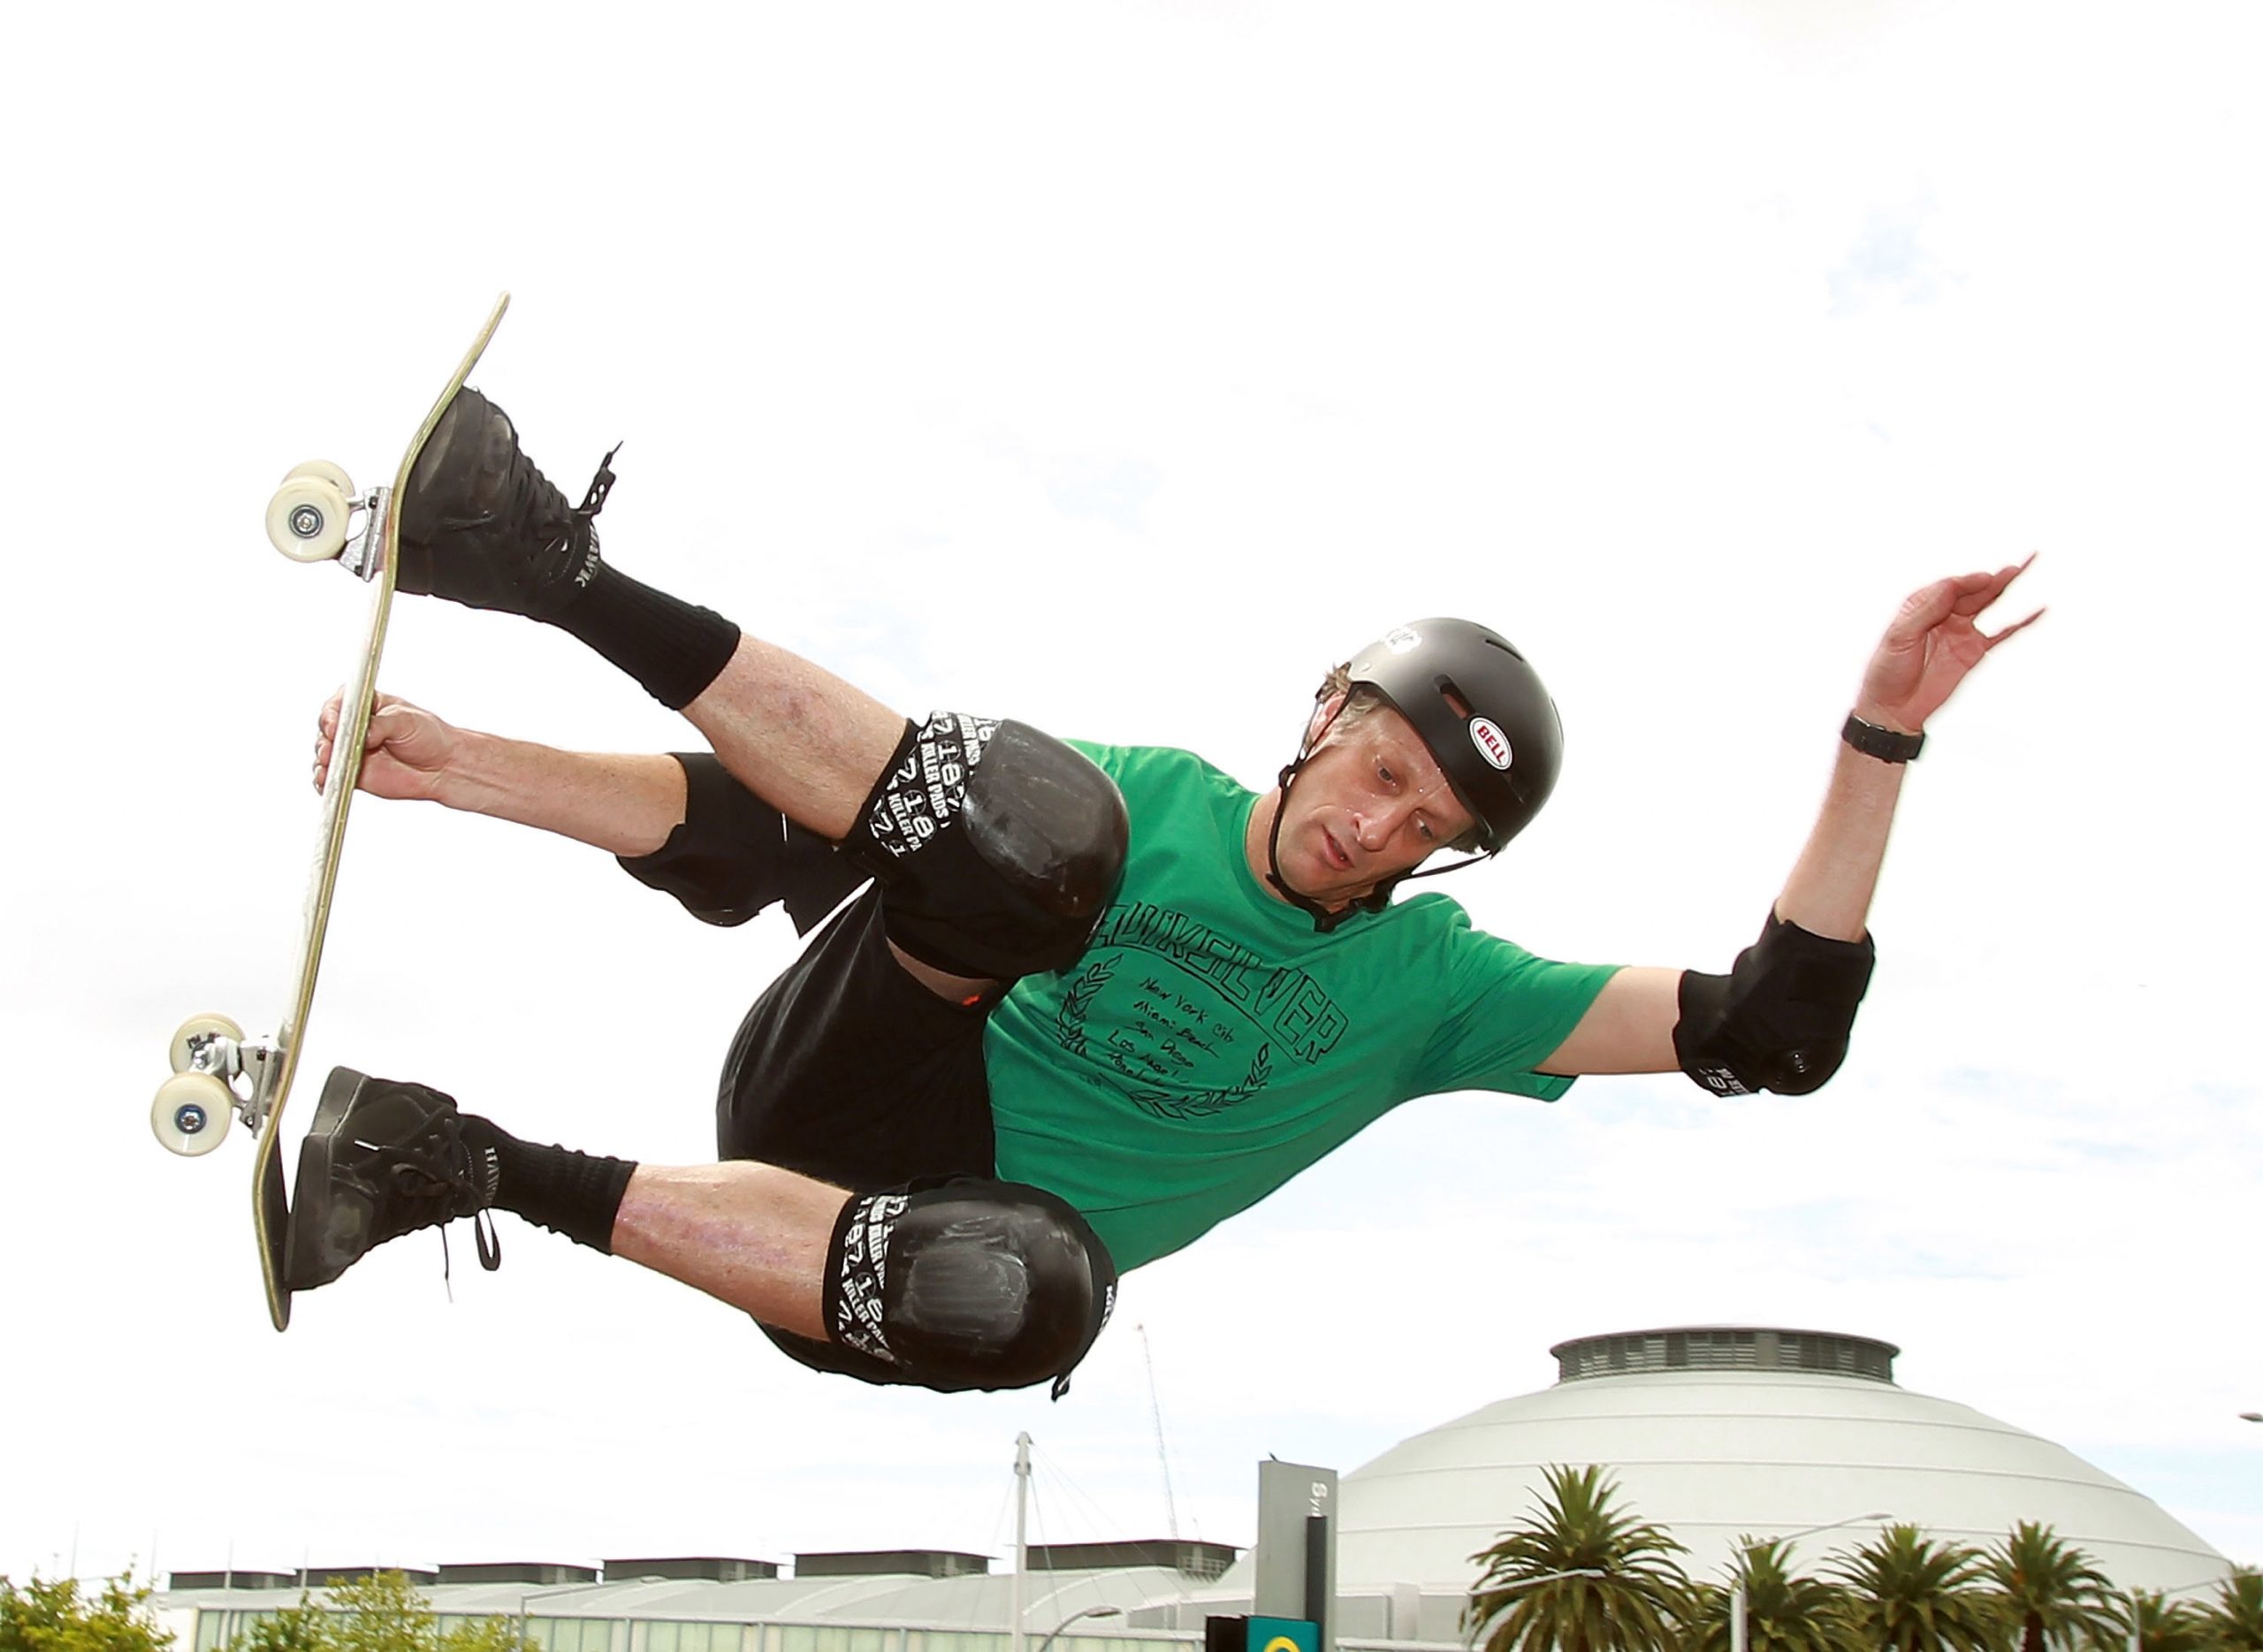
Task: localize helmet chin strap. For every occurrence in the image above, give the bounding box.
[1264,752,1393,933]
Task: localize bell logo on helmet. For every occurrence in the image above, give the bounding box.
[1383,625,1421,654]
[1468,717,1513,771]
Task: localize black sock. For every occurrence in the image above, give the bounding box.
[461,1115,636,1255]
[552,562,741,710]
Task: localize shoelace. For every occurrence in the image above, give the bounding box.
[507,437,615,545]
[530,445,621,595]
[346,1133,505,1287]
[575,445,621,521]
[438,1212,504,1300]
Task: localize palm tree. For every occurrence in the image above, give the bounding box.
[1977,1522,2122,1652]
[1687,1538,1855,1652]
[1462,1463,1693,1652]
[2198,1570,2263,1651]
[2126,1591,2213,1652]
[1826,1524,1998,1652]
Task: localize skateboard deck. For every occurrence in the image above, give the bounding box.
[153,293,511,1329]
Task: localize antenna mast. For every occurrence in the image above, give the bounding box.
[1139,1323,1181,1540]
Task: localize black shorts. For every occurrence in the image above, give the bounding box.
[621,756,1019,1384]
[714,886,996,1185]
[728,887,1030,1383]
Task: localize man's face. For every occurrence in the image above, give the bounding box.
[1275,699,1478,909]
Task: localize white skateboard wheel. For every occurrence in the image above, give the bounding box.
[283,460,355,499]
[153,1071,233,1157]
[267,475,353,562]
[168,1013,245,1075]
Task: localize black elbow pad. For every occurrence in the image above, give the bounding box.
[1674,914,1877,1097]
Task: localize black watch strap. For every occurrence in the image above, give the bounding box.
[1842,712,1924,763]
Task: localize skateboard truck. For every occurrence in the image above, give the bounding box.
[153,1015,283,1153]
[263,463,394,584]
[338,486,394,582]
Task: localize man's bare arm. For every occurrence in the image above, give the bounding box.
[1536,560,2041,1080]
[1535,965,1680,1076]
[316,691,688,857]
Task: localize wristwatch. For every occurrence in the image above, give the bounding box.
[1841,712,1924,763]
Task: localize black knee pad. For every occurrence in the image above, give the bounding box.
[827,1179,1118,1395]
[848,714,1128,979]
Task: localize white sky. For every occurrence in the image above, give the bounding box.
[4,0,2259,1592]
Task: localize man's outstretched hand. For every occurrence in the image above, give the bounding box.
[314,691,460,803]
[1855,556,2044,735]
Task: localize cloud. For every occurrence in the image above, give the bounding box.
[1828,195,1957,316]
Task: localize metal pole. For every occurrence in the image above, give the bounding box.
[1011,1434,1032,1652]
[1138,1327,1180,1542]
[1728,1580,1747,1652]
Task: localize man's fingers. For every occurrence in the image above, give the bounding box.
[1982,606,2046,650]
[1888,577,1964,642]
[1954,552,2038,616]
[322,688,411,739]
[365,701,423,751]
[1901,553,2038,633]
[1943,570,2010,615]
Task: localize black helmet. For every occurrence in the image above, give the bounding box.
[1344,618,1562,853]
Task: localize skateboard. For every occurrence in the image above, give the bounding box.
[151,293,512,1330]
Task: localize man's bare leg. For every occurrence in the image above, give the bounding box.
[392,391,1002,998]
[610,1162,844,1340]
[677,635,912,845]
[285,1063,1115,1393]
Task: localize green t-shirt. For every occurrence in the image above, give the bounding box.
[983,742,1620,1272]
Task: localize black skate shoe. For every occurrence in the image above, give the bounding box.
[286,1067,502,1290]
[396,388,618,621]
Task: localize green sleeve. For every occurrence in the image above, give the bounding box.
[1413,916,1622,1100]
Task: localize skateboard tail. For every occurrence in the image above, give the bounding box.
[260,1147,293,1329]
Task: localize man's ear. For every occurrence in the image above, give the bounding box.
[1305,689,1350,749]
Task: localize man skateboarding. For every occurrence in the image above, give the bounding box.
[285,385,2038,1397]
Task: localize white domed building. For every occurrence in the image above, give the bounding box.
[1328,1326,2226,1602]
[155,1326,2235,1652]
